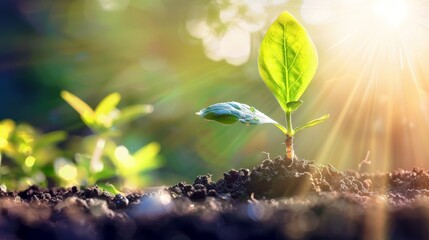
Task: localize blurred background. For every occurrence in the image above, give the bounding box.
[1,0,429,189]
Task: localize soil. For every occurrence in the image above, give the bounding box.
[2,156,429,239]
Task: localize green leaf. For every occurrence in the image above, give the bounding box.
[133,142,162,171]
[94,93,121,128]
[112,104,153,126]
[34,131,67,149]
[92,167,116,181]
[61,91,95,127]
[294,114,330,133]
[196,102,287,134]
[258,11,318,113]
[98,183,124,195]
[286,100,303,112]
[95,92,121,117]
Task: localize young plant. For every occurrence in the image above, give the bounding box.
[53,141,162,188]
[197,12,329,163]
[61,91,153,173]
[0,119,66,188]
[107,142,162,188]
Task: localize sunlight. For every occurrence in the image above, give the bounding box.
[372,0,409,28]
[297,0,429,171]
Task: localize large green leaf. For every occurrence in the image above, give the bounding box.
[196,102,287,134]
[258,11,318,112]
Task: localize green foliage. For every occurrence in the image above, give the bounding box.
[107,142,162,187]
[0,119,66,188]
[59,91,161,188]
[197,11,329,157]
[98,183,124,195]
[61,91,153,135]
[0,91,161,189]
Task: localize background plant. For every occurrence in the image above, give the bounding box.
[60,91,162,188]
[0,119,66,188]
[197,12,329,163]
[0,91,161,189]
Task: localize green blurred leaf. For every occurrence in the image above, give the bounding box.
[95,92,121,116]
[133,142,162,171]
[92,167,116,181]
[196,102,287,133]
[112,104,153,126]
[0,119,15,139]
[294,114,330,133]
[258,11,318,113]
[95,93,121,128]
[34,131,67,149]
[61,91,95,127]
[75,153,91,172]
[98,183,124,195]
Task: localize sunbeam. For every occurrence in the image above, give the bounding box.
[297,0,429,171]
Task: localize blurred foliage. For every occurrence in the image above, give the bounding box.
[57,91,161,188]
[0,119,66,188]
[0,91,161,189]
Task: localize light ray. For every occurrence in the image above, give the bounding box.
[297,0,429,171]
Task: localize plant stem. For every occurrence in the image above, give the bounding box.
[286,112,293,134]
[90,137,105,173]
[285,111,295,164]
[285,134,294,163]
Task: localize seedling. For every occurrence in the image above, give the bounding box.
[54,141,162,188]
[0,119,66,187]
[197,12,329,163]
[61,91,153,173]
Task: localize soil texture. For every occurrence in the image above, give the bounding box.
[2,156,429,239]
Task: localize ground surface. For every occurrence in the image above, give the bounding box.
[2,156,429,239]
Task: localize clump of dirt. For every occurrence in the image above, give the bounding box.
[168,156,368,200]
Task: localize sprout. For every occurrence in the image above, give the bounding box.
[197,12,329,164]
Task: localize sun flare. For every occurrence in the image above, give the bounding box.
[298,0,429,171]
[372,0,409,29]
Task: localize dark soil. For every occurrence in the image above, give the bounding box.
[2,156,429,239]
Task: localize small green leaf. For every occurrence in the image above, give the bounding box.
[286,100,303,112]
[98,183,124,195]
[92,167,116,181]
[112,104,153,127]
[196,102,287,134]
[61,91,95,127]
[34,131,67,149]
[95,92,121,117]
[294,114,330,133]
[93,93,121,129]
[258,11,318,113]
